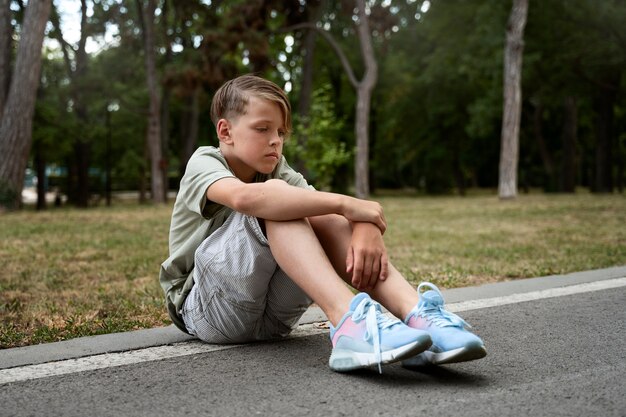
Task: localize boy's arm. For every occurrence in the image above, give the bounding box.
[207,177,387,233]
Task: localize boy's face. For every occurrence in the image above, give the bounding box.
[218,96,287,182]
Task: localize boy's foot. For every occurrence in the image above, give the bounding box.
[402,282,487,367]
[329,293,432,373]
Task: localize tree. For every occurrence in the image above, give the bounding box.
[289,0,378,198]
[373,0,508,194]
[137,0,165,204]
[0,0,52,210]
[521,0,626,193]
[284,83,350,190]
[49,0,96,207]
[293,0,322,177]
[498,0,528,199]
[351,0,377,199]
[31,51,74,210]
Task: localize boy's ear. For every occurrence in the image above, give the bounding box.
[216,119,232,144]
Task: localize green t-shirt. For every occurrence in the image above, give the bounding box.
[160,146,313,332]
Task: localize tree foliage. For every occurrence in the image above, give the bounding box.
[4,0,623,210]
[285,84,351,190]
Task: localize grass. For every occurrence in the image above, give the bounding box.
[0,203,172,348]
[380,192,626,288]
[1,192,625,348]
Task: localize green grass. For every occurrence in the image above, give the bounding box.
[380,192,626,288]
[0,203,172,348]
[1,192,625,348]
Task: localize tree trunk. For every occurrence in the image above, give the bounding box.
[139,0,165,204]
[498,0,528,200]
[0,0,51,210]
[74,0,91,207]
[139,142,148,203]
[51,0,91,207]
[354,84,373,198]
[560,96,577,193]
[35,141,46,210]
[0,0,12,118]
[353,0,377,199]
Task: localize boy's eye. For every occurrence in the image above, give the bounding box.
[255,127,268,132]
[278,130,286,137]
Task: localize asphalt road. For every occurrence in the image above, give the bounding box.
[1,282,624,417]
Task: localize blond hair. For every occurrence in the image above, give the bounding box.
[210,75,292,135]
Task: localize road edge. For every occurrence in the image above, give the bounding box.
[2,265,625,370]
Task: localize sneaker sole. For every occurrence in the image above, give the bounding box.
[329,335,432,372]
[402,345,487,367]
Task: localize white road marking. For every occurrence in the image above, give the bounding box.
[445,277,626,313]
[0,325,326,385]
[1,277,624,385]
[0,342,239,386]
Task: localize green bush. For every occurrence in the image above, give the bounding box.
[285,85,351,190]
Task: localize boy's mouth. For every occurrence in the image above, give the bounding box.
[266,152,279,160]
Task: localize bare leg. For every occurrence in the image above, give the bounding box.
[264,218,355,326]
[308,214,420,321]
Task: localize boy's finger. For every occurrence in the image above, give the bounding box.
[377,219,387,234]
[352,256,365,289]
[346,248,354,274]
[378,211,387,233]
[380,253,389,281]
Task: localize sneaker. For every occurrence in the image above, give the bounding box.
[329,293,432,373]
[402,282,487,367]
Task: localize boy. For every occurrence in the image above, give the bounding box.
[160,74,486,372]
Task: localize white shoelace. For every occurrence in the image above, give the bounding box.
[416,282,471,328]
[352,297,399,373]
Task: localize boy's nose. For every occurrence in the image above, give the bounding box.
[269,132,281,146]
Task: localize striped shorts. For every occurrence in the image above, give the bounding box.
[181,212,312,343]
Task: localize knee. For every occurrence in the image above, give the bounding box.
[309,214,349,235]
[264,217,311,240]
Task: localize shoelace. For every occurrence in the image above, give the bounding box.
[352,297,399,373]
[416,282,471,328]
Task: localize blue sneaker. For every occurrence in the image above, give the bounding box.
[329,293,432,373]
[402,282,486,367]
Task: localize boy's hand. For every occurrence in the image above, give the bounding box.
[342,198,387,234]
[346,222,389,291]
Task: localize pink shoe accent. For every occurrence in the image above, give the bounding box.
[406,315,430,331]
[331,317,366,347]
